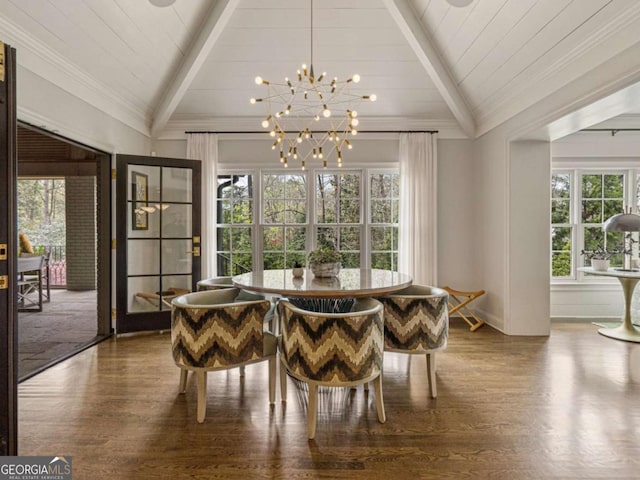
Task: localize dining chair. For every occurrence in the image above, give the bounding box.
[196,276,275,332]
[196,276,234,291]
[278,298,385,439]
[377,285,449,398]
[170,288,276,423]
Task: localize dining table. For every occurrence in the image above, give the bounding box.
[232,267,413,313]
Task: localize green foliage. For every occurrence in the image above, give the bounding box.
[580,243,615,260]
[308,246,342,265]
[17,179,66,249]
[552,252,571,277]
[217,172,399,273]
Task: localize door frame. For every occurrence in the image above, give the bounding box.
[115,154,201,334]
[1,41,18,456]
[17,122,113,341]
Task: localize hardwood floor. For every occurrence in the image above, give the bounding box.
[18,320,640,479]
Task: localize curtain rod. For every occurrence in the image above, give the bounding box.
[184,130,438,134]
[581,128,640,134]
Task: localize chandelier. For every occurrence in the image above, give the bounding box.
[250,0,376,169]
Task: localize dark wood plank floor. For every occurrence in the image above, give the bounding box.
[18,320,640,479]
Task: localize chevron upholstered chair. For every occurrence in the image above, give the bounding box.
[196,277,278,332]
[196,276,234,291]
[278,298,386,439]
[377,285,449,398]
[171,288,276,423]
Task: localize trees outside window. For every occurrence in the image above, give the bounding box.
[216,174,254,275]
[262,173,307,269]
[315,172,361,268]
[370,172,399,270]
[551,169,631,280]
[217,167,399,275]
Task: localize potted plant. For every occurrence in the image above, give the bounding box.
[307,246,343,277]
[580,243,614,271]
[292,261,304,278]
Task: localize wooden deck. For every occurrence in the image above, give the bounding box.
[18,320,640,479]
[18,289,101,380]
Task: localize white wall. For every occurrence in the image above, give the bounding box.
[509,141,551,335]
[17,67,150,155]
[472,128,509,332]
[437,139,476,289]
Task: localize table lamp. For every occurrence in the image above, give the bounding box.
[603,207,640,271]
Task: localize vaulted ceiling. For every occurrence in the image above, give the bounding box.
[1,0,639,140]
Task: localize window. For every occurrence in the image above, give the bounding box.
[315,172,361,267]
[551,169,632,280]
[370,172,399,270]
[551,172,572,277]
[216,174,254,275]
[262,173,307,268]
[217,167,399,274]
[581,173,625,268]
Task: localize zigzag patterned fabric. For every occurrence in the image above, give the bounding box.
[378,293,449,352]
[279,301,383,384]
[171,300,270,369]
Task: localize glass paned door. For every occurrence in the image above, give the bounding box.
[116,155,201,333]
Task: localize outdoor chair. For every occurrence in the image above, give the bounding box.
[17,255,45,312]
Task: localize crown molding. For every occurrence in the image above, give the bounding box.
[155,115,466,140]
[475,2,640,137]
[0,16,151,137]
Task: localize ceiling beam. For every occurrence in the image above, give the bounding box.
[382,0,475,138]
[150,0,240,137]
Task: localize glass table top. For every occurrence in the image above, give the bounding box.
[232,268,412,298]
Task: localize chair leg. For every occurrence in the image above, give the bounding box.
[373,375,386,423]
[196,370,207,423]
[427,353,437,398]
[268,356,276,404]
[178,368,188,394]
[307,383,318,439]
[279,361,287,402]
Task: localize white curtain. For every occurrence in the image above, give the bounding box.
[398,132,438,285]
[186,133,218,279]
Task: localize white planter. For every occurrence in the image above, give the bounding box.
[310,262,341,278]
[591,259,610,271]
[292,267,304,278]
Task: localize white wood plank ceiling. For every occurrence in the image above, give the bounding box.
[0,0,639,138]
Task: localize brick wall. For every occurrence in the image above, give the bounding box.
[65,176,96,290]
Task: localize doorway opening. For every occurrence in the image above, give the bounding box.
[17,124,112,381]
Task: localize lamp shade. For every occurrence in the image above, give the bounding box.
[603,212,640,232]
